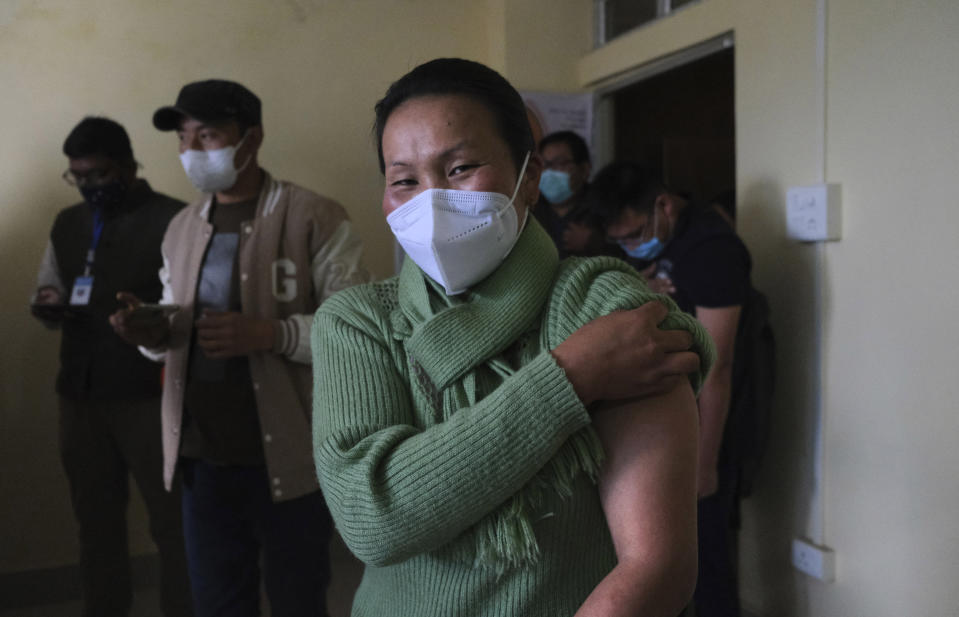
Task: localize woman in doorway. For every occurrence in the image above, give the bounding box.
[312,58,713,617]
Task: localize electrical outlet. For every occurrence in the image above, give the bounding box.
[792,538,836,582]
[786,183,842,241]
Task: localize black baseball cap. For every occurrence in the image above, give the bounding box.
[153,79,262,131]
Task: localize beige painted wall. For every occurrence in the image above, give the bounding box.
[579,0,959,614]
[821,0,959,614]
[490,0,593,90]
[0,0,591,576]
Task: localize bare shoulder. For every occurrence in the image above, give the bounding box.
[592,379,698,456]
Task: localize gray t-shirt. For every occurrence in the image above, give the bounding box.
[180,198,264,465]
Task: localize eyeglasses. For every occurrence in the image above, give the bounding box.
[607,226,651,246]
[62,168,116,188]
[606,206,660,247]
[542,157,577,171]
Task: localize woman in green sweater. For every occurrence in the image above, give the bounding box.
[312,58,714,616]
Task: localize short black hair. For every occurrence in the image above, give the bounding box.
[589,161,666,224]
[373,58,533,174]
[539,130,591,165]
[62,116,135,167]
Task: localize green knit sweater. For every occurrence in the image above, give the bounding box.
[312,219,713,617]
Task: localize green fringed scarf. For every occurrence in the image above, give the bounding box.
[389,220,606,572]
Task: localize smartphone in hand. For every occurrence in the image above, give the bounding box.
[30,303,78,322]
[126,303,180,326]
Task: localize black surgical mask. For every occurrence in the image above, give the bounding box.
[80,180,128,213]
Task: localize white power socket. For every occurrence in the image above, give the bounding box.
[786,183,842,242]
[792,538,836,582]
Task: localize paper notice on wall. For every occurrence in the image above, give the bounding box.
[521,91,594,151]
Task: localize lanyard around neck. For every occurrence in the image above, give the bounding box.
[83,209,105,276]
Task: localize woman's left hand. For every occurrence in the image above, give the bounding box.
[551,301,699,406]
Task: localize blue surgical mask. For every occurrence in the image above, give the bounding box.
[539,169,574,204]
[620,236,664,260]
[618,204,668,260]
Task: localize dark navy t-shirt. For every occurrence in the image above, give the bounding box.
[642,204,751,315]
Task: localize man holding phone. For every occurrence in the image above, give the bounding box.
[110,80,368,617]
[31,117,192,617]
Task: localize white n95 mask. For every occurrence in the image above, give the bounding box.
[179,134,251,193]
[387,153,530,295]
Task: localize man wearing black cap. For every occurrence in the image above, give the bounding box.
[111,79,369,617]
[32,116,193,617]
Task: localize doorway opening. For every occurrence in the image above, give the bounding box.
[601,37,735,218]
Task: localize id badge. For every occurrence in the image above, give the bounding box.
[69,276,94,306]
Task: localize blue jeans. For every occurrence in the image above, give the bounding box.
[180,458,332,617]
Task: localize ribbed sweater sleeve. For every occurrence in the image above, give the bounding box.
[546,257,715,393]
[312,285,592,567]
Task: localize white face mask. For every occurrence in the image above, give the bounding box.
[387,152,530,295]
[179,133,251,193]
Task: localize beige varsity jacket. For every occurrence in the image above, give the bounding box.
[143,171,368,501]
